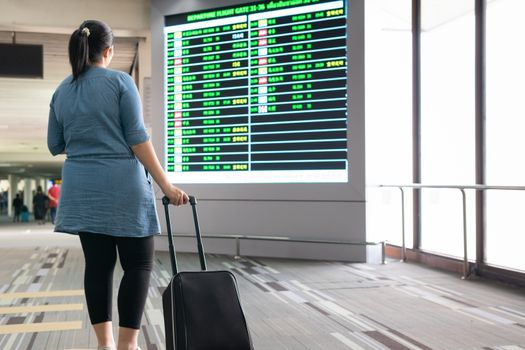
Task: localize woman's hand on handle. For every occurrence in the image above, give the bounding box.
[163,185,189,207]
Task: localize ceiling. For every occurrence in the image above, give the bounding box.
[0,31,139,179]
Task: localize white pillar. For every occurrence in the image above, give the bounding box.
[24,179,33,214]
[38,178,47,191]
[137,36,152,99]
[7,174,19,218]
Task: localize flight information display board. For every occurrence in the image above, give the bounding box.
[164,0,348,184]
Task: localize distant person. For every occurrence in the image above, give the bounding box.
[0,192,5,214]
[20,205,30,222]
[1,191,7,214]
[47,20,188,350]
[47,180,61,224]
[12,193,23,222]
[33,186,48,225]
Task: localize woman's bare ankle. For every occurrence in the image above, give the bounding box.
[117,326,140,350]
[92,322,116,350]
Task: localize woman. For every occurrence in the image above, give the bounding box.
[47,20,188,350]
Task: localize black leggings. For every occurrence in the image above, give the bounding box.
[79,233,154,329]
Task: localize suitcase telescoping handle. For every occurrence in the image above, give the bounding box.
[162,195,207,275]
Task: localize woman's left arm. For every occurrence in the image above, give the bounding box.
[47,102,65,156]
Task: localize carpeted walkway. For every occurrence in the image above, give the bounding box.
[0,221,524,349]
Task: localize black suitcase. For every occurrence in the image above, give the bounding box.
[161,195,254,350]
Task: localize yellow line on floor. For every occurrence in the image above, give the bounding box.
[0,321,82,334]
[0,303,84,314]
[0,289,84,299]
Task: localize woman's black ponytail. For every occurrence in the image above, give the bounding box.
[68,28,89,80]
[68,20,114,81]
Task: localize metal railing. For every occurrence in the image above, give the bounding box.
[378,184,525,279]
[163,233,387,264]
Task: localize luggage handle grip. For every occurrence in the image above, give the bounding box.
[162,195,197,206]
[162,195,207,275]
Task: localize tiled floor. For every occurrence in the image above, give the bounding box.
[0,220,524,349]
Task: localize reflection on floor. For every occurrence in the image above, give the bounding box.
[0,222,524,349]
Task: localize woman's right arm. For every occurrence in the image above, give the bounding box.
[131,140,188,206]
[118,74,187,206]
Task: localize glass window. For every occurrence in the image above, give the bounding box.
[486,0,525,271]
[365,0,413,247]
[420,0,476,258]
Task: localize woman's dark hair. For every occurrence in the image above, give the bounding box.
[68,20,114,81]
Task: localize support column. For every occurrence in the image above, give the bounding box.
[7,174,19,218]
[24,179,33,214]
[35,178,45,192]
[137,35,152,98]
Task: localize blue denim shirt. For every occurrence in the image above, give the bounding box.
[48,66,160,237]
